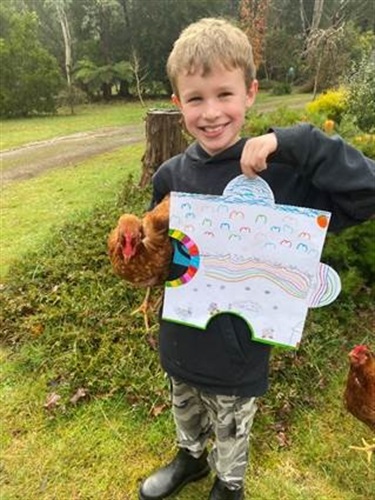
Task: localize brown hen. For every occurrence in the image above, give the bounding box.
[344,344,375,463]
[108,195,172,330]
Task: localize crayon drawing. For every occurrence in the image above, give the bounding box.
[162,175,341,348]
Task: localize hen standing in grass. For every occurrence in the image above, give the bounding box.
[108,195,172,330]
[344,344,375,463]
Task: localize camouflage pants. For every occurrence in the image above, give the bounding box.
[170,377,258,490]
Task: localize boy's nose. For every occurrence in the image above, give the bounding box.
[202,100,220,120]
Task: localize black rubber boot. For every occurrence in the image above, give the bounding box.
[138,448,210,500]
[208,477,244,500]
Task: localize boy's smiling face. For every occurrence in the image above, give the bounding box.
[174,64,257,156]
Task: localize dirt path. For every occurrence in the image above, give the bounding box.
[1,124,144,187]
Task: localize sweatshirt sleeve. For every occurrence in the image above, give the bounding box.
[270,123,375,223]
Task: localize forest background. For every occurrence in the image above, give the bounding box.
[1,0,375,117]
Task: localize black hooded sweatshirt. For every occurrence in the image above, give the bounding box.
[151,124,375,397]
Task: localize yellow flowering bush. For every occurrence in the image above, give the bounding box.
[306,88,348,123]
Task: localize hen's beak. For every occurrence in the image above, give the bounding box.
[122,249,133,263]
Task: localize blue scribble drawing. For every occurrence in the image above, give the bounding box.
[296,243,309,253]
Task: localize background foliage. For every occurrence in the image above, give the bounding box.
[0,0,374,116]
[0,7,63,116]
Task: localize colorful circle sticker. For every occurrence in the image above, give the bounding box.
[166,229,200,287]
[316,214,329,228]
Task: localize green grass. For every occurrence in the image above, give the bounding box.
[248,367,375,500]
[253,92,312,111]
[0,101,148,151]
[1,339,374,500]
[0,347,171,499]
[0,144,143,277]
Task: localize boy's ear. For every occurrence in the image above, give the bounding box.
[171,94,181,107]
[246,79,258,108]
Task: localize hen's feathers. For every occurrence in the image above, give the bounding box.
[108,195,172,287]
[344,345,375,463]
[344,345,375,431]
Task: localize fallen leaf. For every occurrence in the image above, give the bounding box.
[276,430,290,448]
[150,404,166,417]
[30,323,44,337]
[70,388,88,404]
[146,334,158,350]
[44,392,61,410]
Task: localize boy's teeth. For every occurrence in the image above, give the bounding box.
[205,125,222,131]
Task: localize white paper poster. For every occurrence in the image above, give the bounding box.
[162,175,341,348]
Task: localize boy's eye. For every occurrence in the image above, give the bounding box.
[187,96,201,103]
[219,92,232,98]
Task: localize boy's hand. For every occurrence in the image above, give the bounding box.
[240,133,278,178]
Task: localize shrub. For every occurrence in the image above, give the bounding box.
[271,81,292,95]
[349,133,375,159]
[56,85,88,112]
[257,79,275,91]
[306,88,348,123]
[0,10,63,117]
[344,57,375,133]
[323,220,375,299]
[244,106,305,136]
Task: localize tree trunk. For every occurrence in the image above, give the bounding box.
[311,0,325,32]
[56,2,74,114]
[139,109,188,188]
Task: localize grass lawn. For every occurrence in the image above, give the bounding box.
[0,101,148,151]
[0,144,143,277]
[1,342,373,500]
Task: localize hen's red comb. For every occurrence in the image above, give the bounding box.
[351,345,369,355]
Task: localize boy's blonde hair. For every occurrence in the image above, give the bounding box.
[167,18,256,96]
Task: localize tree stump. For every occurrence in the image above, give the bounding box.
[139,109,188,188]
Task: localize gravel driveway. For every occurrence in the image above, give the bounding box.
[1,124,144,187]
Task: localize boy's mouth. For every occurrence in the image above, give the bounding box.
[200,123,228,136]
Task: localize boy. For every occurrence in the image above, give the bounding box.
[139,18,375,500]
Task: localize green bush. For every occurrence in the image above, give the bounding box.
[244,106,305,136]
[344,57,375,133]
[349,133,375,159]
[56,85,88,111]
[0,9,63,117]
[322,220,375,303]
[271,81,292,95]
[257,79,276,91]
